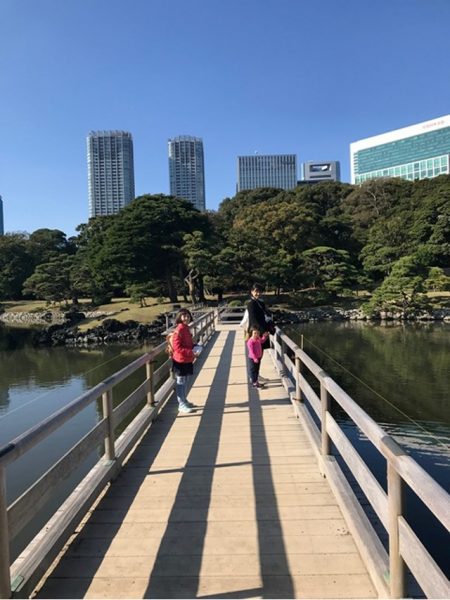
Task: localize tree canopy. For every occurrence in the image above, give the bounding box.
[0,178,448,313]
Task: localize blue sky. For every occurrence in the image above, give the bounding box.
[1,0,450,237]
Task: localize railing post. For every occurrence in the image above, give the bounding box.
[102,389,115,461]
[387,461,405,598]
[146,360,155,406]
[0,465,11,599]
[320,381,331,456]
[294,353,303,402]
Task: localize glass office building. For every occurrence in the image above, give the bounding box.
[87,131,135,217]
[237,154,297,191]
[168,136,206,211]
[350,115,450,184]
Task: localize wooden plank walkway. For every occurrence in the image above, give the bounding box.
[32,324,377,599]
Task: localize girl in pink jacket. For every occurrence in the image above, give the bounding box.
[246,327,269,388]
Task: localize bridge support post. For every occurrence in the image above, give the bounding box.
[320,382,331,457]
[0,466,11,599]
[294,354,303,402]
[146,361,155,406]
[102,390,115,461]
[387,462,405,598]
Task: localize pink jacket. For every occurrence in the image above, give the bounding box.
[247,334,268,362]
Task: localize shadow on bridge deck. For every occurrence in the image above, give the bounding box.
[32,325,376,599]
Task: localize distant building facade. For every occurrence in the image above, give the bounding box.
[0,195,3,235]
[302,161,340,182]
[350,115,450,184]
[87,131,135,217]
[237,154,297,191]
[168,136,206,211]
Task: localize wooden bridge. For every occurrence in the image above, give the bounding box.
[0,309,449,599]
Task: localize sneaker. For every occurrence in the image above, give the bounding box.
[252,382,259,388]
[178,403,193,414]
[185,401,196,408]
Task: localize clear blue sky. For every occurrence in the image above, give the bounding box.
[1,0,450,237]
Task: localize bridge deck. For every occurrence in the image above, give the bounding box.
[32,324,376,599]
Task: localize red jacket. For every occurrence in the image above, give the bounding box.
[172,323,195,363]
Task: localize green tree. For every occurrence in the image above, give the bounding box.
[300,246,359,297]
[364,254,429,315]
[72,217,117,304]
[0,233,35,299]
[23,254,77,305]
[28,228,75,264]
[182,231,214,302]
[91,195,211,302]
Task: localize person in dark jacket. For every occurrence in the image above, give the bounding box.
[246,284,272,350]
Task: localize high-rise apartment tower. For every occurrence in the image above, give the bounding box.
[237,154,297,191]
[350,115,450,184]
[87,131,135,217]
[0,195,3,236]
[168,136,206,211]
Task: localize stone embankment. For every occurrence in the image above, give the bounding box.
[271,306,450,325]
[0,309,167,346]
[0,310,114,326]
[2,305,449,347]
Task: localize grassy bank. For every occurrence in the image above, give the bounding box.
[1,298,193,331]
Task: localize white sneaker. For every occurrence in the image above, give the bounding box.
[178,403,193,414]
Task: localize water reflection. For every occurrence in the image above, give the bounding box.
[0,326,158,561]
[287,321,450,580]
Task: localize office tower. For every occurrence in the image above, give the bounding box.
[0,195,3,235]
[350,115,450,184]
[237,154,297,192]
[168,136,206,211]
[302,161,340,182]
[87,131,135,217]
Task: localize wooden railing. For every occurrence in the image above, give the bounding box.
[0,310,216,599]
[270,327,450,599]
[217,304,246,323]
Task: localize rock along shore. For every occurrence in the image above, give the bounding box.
[1,306,449,347]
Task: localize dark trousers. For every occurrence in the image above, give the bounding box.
[249,358,260,384]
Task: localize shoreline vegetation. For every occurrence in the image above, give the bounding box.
[1,294,449,347]
[1,179,450,343]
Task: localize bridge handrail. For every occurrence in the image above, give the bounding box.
[271,326,450,599]
[0,309,217,599]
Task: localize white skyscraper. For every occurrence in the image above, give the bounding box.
[168,136,206,211]
[87,131,135,217]
[0,195,3,236]
[350,115,450,184]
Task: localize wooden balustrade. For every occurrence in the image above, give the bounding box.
[0,309,216,599]
[269,326,450,599]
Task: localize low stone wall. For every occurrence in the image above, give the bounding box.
[0,310,116,326]
[272,307,450,325]
[2,306,449,347]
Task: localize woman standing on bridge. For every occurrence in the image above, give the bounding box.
[246,284,273,347]
[171,308,200,414]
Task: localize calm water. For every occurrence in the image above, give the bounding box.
[1,322,449,582]
[0,328,154,559]
[287,320,450,582]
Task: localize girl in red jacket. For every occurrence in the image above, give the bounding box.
[171,308,199,414]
